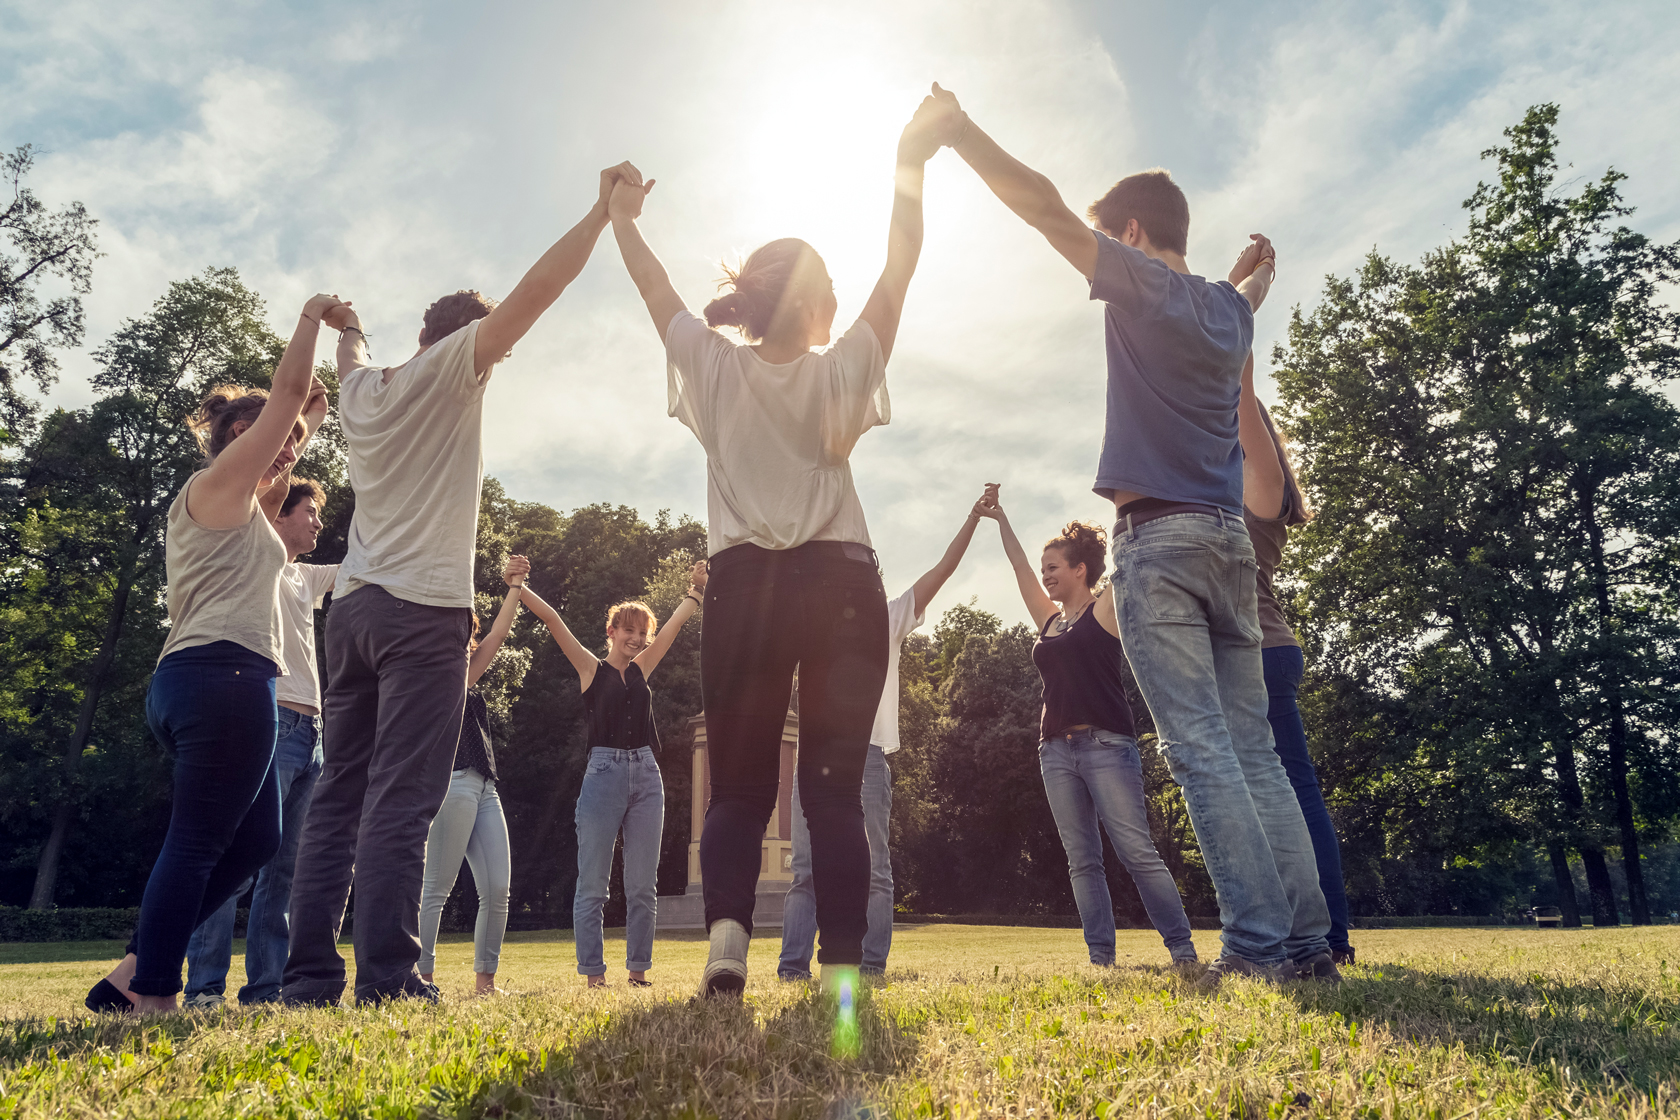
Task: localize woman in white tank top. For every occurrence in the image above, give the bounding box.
[606,91,963,998]
[87,294,341,1015]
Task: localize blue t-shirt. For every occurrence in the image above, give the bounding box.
[1088,230,1254,515]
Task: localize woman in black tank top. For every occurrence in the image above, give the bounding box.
[976,487,1196,967]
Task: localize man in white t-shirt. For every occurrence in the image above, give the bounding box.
[183,478,336,1006]
[778,494,991,978]
[283,163,640,1007]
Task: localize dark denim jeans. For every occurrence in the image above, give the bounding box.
[129,641,282,997]
[699,540,888,966]
[184,706,323,1003]
[1263,644,1352,952]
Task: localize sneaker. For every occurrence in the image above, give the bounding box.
[1331,946,1356,966]
[355,979,441,1007]
[1288,952,1344,984]
[183,991,225,1011]
[1197,954,1285,989]
[700,919,749,998]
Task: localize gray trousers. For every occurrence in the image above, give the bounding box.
[280,585,472,1003]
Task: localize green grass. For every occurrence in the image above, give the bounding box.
[1,924,1678,1118]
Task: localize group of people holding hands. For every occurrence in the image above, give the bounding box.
[87,81,1352,1014]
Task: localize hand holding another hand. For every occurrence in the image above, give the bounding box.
[689,559,709,594]
[605,162,655,222]
[303,375,330,423]
[303,293,347,324]
[973,482,1003,520]
[503,554,531,588]
[1229,234,1276,285]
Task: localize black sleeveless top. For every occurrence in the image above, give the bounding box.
[1030,603,1137,742]
[453,688,497,780]
[583,659,661,752]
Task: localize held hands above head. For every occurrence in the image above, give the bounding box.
[899,87,965,166]
[503,554,531,588]
[1230,234,1277,313]
[973,481,1003,520]
[607,165,653,225]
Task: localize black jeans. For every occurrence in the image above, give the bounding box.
[130,641,282,996]
[282,585,472,1003]
[699,541,888,965]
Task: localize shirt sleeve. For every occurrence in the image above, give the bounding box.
[888,589,924,645]
[421,318,490,398]
[664,310,733,446]
[1088,230,1172,316]
[820,318,890,453]
[302,563,341,606]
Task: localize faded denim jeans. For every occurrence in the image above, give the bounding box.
[1111,511,1329,965]
[779,743,894,978]
[573,747,665,976]
[417,768,511,976]
[185,706,323,1003]
[1038,728,1196,965]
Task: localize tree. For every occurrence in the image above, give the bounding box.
[18,268,285,908]
[0,145,100,444]
[1275,105,1680,926]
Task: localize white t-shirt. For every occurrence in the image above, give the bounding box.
[275,562,339,711]
[871,588,925,754]
[334,320,491,608]
[665,310,888,557]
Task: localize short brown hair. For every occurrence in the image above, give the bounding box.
[420,290,497,347]
[606,600,657,636]
[1088,169,1189,256]
[279,476,325,519]
[1044,521,1108,588]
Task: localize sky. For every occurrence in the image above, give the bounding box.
[5,0,1678,632]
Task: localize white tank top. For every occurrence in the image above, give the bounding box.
[156,472,288,670]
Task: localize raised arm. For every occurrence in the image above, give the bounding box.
[930,84,1098,281]
[517,579,600,693]
[910,492,988,617]
[324,302,370,380]
[609,175,689,343]
[466,556,530,686]
[1229,234,1276,314]
[855,96,948,362]
[1239,352,1285,520]
[189,294,341,530]
[470,163,639,377]
[975,486,1059,629]
[634,560,707,678]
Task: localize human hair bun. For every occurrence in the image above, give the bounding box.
[188,384,268,461]
[1045,520,1108,588]
[703,291,754,330]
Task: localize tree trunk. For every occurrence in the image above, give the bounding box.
[1579,846,1620,928]
[1607,703,1650,924]
[1549,734,1618,928]
[27,563,138,910]
[1547,843,1582,927]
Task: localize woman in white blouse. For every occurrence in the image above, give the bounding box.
[607,91,958,998]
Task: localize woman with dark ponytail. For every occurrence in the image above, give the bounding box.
[86,294,338,1014]
[976,486,1198,969]
[606,93,960,998]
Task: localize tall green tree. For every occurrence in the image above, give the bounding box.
[1275,105,1680,927]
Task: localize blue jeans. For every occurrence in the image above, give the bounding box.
[779,743,894,977]
[418,768,511,974]
[1264,645,1352,952]
[574,747,665,976]
[1038,728,1196,964]
[1111,513,1329,965]
[129,642,282,997]
[184,707,323,1003]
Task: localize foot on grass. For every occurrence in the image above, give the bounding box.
[1198,954,1286,989]
[700,918,749,999]
[1287,951,1344,984]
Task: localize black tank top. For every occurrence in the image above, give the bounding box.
[1030,603,1137,742]
[582,659,661,752]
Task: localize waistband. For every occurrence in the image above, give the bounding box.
[1040,726,1135,745]
[1115,500,1237,537]
[588,745,656,758]
[708,539,879,572]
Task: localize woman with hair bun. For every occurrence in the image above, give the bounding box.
[606,93,960,997]
[976,485,1197,968]
[86,294,340,1014]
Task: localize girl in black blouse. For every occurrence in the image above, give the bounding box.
[519,559,708,987]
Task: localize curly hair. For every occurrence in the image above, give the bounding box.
[420,290,498,347]
[1043,520,1108,588]
[279,476,325,518]
[187,384,303,463]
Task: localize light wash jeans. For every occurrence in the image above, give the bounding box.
[184,706,322,1004]
[779,743,894,977]
[1111,511,1330,965]
[573,747,664,976]
[417,768,511,975]
[1038,728,1196,964]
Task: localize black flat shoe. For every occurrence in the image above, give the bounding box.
[628,978,653,988]
[86,978,135,1013]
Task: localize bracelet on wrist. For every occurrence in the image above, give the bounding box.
[301,313,320,326]
[341,325,366,337]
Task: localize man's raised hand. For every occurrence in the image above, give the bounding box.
[598,161,645,210]
[503,554,531,588]
[608,175,655,223]
[1229,234,1276,285]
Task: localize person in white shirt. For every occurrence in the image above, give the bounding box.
[778,490,993,980]
[182,477,336,1006]
[282,164,640,1008]
[608,94,961,998]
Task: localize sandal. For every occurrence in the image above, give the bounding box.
[628,978,653,988]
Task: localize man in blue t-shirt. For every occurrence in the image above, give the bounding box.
[929,83,1334,984]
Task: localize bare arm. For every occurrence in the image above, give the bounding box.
[518,585,600,692]
[856,97,947,362]
[977,492,1058,629]
[1239,352,1285,520]
[467,584,522,687]
[609,176,689,343]
[910,497,987,617]
[930,84,1098,280]
[634,561,708,678]
[1229,234,1276,313]
[471,164,639,377]
[189,294,341,530]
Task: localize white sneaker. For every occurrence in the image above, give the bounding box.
[699,919,749,998]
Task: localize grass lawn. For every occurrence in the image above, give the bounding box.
[1,923,1677,1118]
